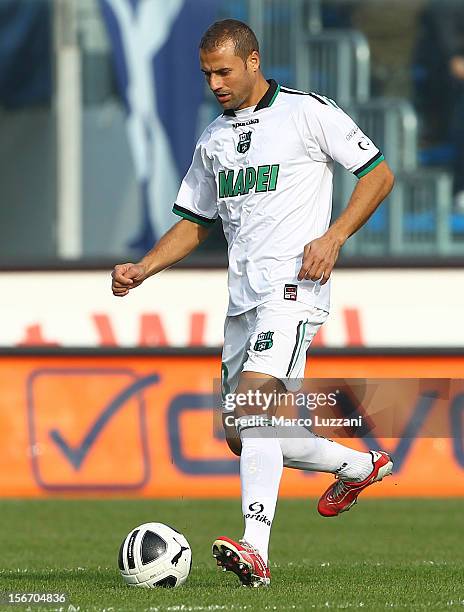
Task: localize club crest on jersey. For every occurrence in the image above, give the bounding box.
[237,131,252,154]
[254,331,274,352]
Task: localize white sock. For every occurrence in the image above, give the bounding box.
[239,423,283,564]
[277,425,373,481]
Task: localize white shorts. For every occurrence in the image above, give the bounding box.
[221,299,328,411]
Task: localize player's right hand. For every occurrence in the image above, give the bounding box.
[111,263,147,297]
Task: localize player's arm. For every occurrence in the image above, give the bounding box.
[112,219,210,297]
[113,126,217,297]
[298,160,394,284]
[298,98,394,284]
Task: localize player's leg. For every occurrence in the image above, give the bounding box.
[237,372,284,563]
[269,302,392,516]
[220,312,249,457]
[216,301,293,585]
[279,426,374,477]
[220,300,377,500]
[213,372,283,587]
[222,412,241,457]
[219,300,392,535]
[278,427,392,515]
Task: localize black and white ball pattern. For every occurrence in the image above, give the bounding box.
[118,522,192,588]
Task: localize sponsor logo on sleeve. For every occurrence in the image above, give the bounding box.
[358,137,371,151]
[345,126,359,141]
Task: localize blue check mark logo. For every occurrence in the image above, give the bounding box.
[49,374,159,470]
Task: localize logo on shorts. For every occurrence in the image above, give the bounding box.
[253,331,274,352]
[284,284,298,301]
[237,131,252,154]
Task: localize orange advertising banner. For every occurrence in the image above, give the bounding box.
[1,352,463,497]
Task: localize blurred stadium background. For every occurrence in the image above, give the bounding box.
[0,0,463,607]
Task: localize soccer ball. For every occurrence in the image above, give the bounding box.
[118,522,192,588]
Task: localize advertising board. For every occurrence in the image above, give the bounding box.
[1,352,463,497]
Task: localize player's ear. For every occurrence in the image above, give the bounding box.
[247,50,260,73]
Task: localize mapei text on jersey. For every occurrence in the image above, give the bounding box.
[218,164,280,198]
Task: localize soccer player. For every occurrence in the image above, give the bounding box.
[112,19,395,587]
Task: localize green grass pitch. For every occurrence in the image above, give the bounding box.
[0,498,463,611]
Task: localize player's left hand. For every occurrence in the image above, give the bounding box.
[297,233,343,284]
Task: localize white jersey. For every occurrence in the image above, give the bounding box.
[173,80,384,316]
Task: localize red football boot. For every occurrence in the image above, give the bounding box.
[318,450,393,517]
[212,536,270,587]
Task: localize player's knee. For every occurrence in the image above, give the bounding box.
[222,414,242,456]
[225,432,242,456]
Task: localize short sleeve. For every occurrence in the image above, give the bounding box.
[301,95,385,178]
[172,131,218,227]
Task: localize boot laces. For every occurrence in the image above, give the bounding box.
[239,540,258,554]
[331,477,351,500]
